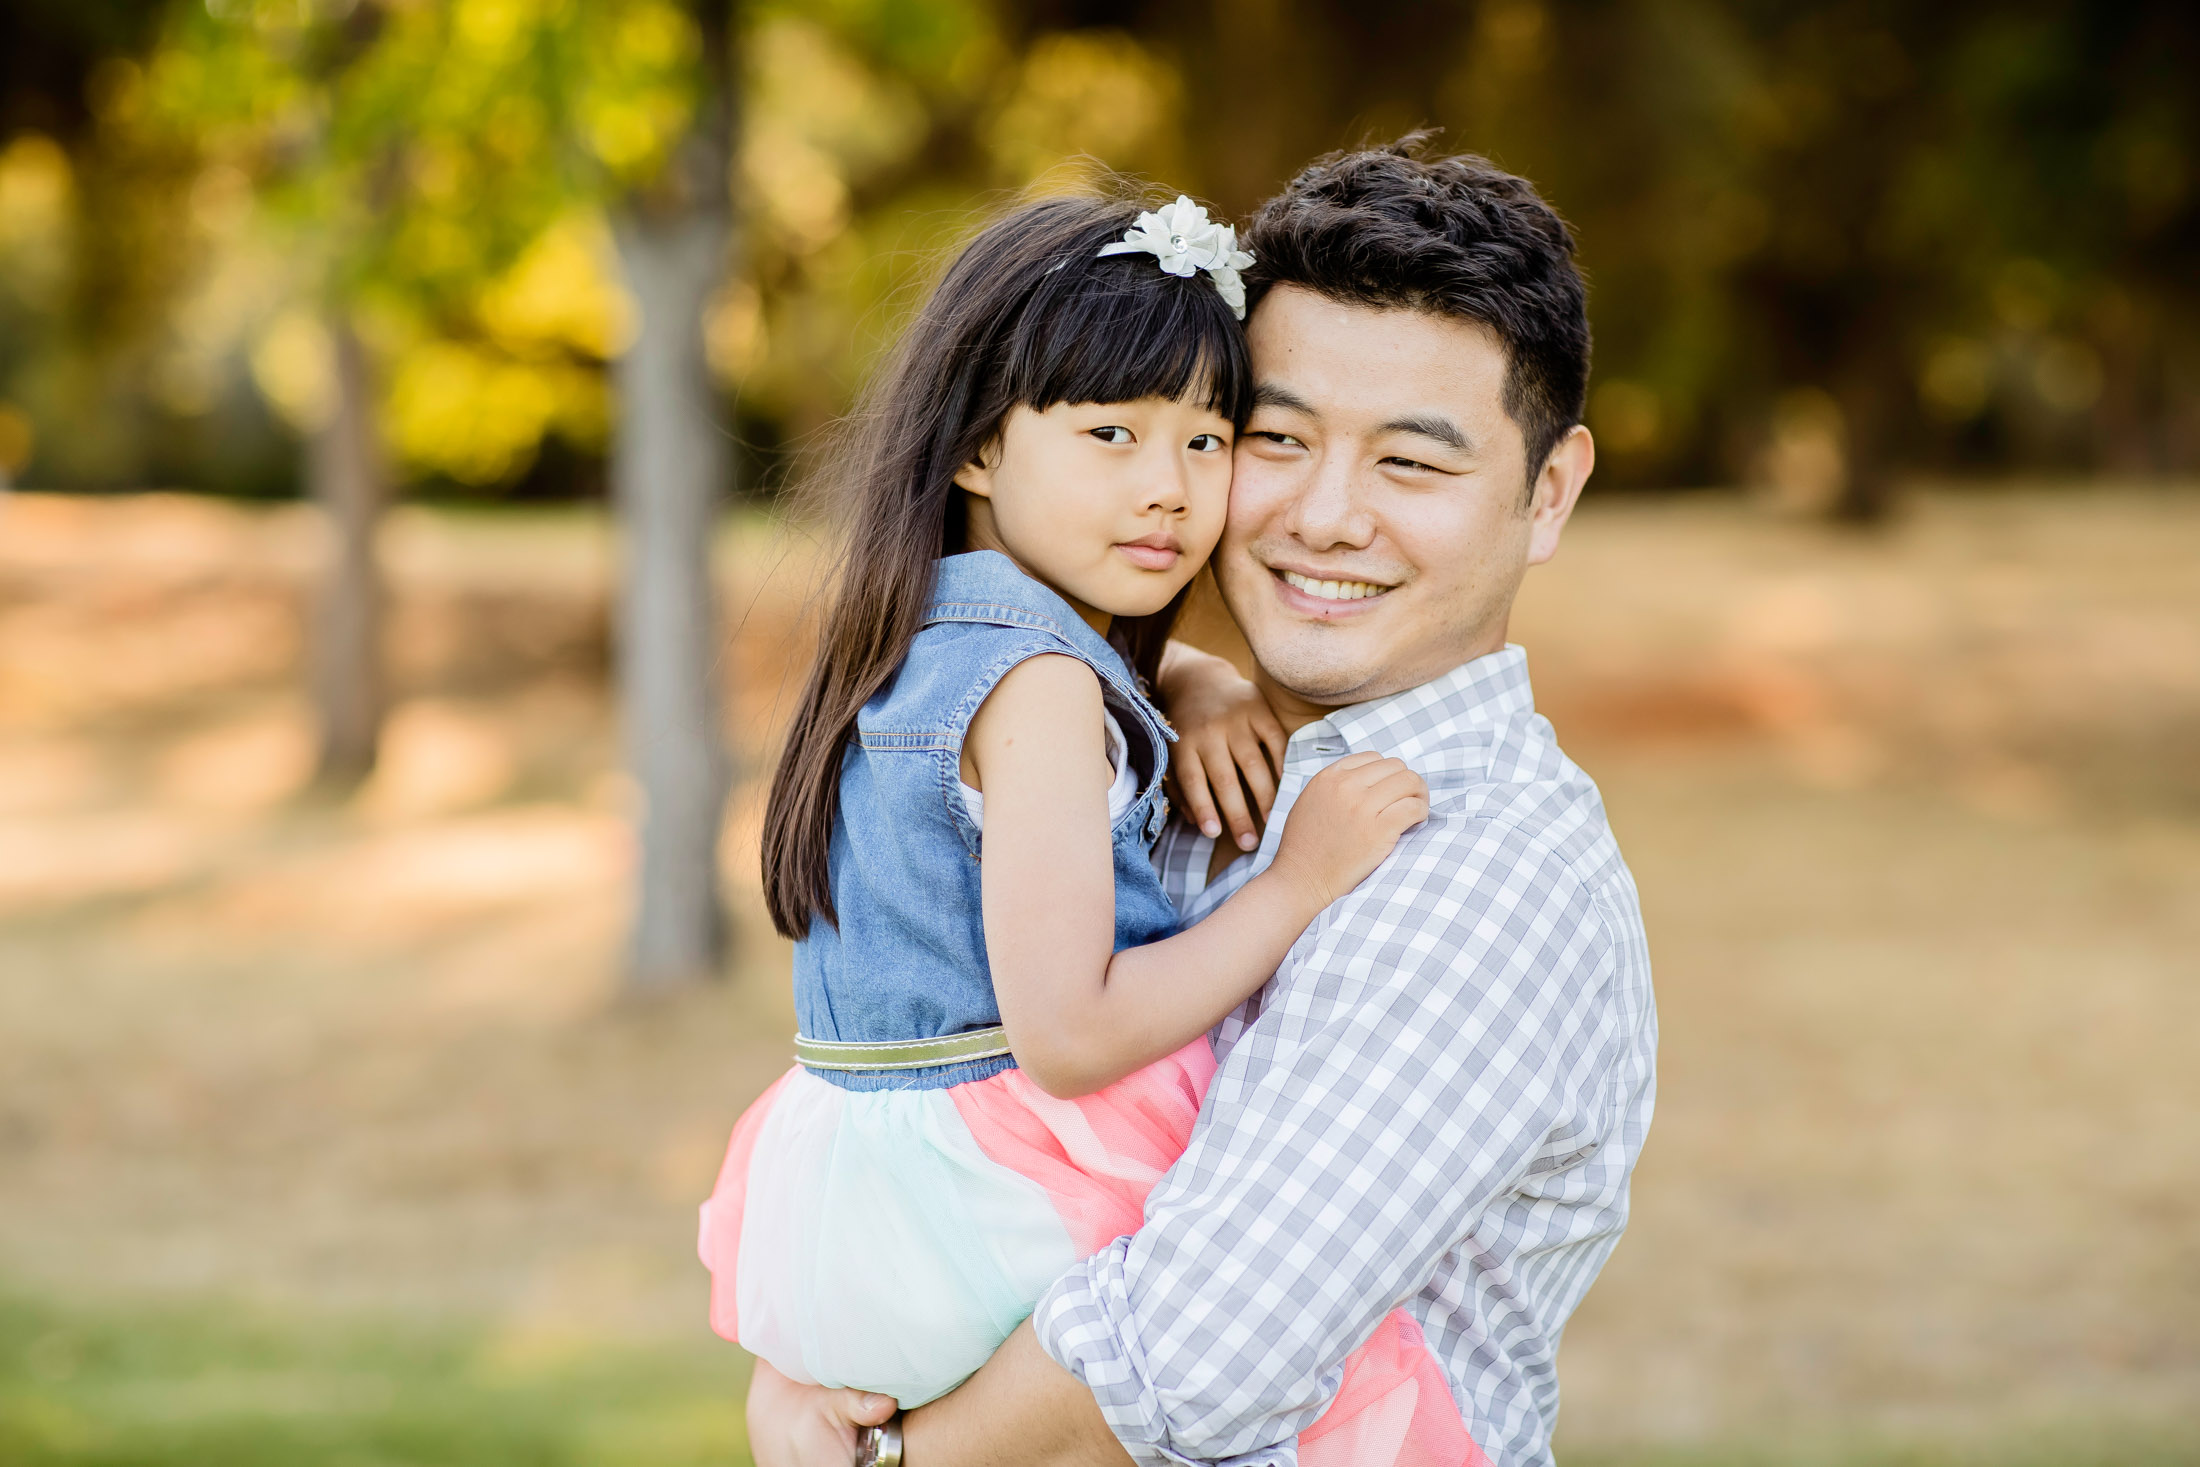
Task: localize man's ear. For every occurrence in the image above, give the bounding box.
[952,436,1002,499]
[1525,424,1594,566]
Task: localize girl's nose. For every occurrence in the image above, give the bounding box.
[1147,460,1192,513]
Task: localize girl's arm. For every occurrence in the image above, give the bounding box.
[969,654,1426,1099]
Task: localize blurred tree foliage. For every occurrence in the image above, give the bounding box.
[0,0,2194,503]
[120,0,701,484]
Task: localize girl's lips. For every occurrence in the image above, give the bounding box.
[1115,542,1181,571]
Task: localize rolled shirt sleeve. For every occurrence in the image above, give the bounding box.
[1034,825,1627,1466]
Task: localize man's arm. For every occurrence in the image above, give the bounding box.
[1030,825,1627,1465]
[903,1321,1132,1467]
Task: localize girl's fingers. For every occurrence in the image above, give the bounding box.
[1174,745,1224,839]
[1336,756,1410,799]
[831,1389,899,1427]
[1211,761,1261,851]
[1229,732,1279,818]
[1383,795,1431,834]
[1368,768,1428,804]
[1252,708,1290,774]
[1354,761,1422,795]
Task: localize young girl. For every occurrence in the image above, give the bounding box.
[699,193,1470,1463]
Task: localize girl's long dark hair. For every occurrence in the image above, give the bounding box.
[762,192,1256,939]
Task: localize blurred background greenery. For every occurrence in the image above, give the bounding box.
[3,3,2198,1465]
[3,0,2196,509]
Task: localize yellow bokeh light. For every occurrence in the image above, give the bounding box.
[386,339,604,483]
[0,402,35,476]
[983,31,1179,185]
[0,134,73,251]
[478,214,637,361]
[250,310,339,434]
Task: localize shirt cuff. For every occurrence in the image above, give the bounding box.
[1033,1240,1298,1467]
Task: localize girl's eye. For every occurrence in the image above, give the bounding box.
[1188,433,1227,452]
[1090,426,1134,445]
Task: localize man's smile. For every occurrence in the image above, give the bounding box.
[1277,568,1392,601]
[1267,563,1401,618]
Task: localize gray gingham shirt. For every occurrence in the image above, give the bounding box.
[1033,646,1656,1467]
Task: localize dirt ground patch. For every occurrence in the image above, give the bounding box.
[2,487,2197,1452]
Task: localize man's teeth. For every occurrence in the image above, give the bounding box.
[1280,569,1389,601]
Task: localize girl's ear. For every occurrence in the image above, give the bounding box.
[953,443,998,498]
[952,431,1003,498]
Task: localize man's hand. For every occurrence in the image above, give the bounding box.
[1157,640,1288,854]
[747,1359,897,1467]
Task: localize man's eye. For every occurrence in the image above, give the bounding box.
[1250,431,1304,448]
[1382,456,1435,471]
[1188,433,1227,452]
[1090,426,1134,445]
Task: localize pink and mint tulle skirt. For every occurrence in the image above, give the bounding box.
[698,1039,1488,1464]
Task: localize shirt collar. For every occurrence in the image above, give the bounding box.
[1287,644,1535,764]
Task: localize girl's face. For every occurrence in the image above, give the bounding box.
[955,395,1234,632]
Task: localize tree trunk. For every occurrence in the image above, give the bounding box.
[1833,349,1899,524]
[611,206,733,987]
[309,312,386,783]
[608,0,737,989]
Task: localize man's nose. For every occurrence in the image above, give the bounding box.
[1286,454,1375,548]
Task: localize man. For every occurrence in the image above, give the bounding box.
[751,136,1656,1467]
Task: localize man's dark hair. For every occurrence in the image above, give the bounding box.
[1243,133,1590,491]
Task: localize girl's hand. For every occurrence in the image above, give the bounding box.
[1157,641,1288,853]
[747,1358,896,1467]
[1267,752,1429,912]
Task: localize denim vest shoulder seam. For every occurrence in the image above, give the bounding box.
[856,731,956,750]
[925,599,1151,714]
[925,600,1066,633]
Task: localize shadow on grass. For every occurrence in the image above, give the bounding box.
[0,1292,751,1466]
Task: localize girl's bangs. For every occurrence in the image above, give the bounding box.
[1011,262,1255,425]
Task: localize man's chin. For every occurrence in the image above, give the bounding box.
[1245,635,1394,707]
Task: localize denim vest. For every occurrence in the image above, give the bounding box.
[793,551,1180,1092]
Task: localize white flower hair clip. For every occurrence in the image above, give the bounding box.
[1097,195,1256,319]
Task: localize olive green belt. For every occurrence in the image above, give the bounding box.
[794,1026,1013,1072]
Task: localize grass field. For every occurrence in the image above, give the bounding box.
[0,1290,747,1467]
[3,1290,2188,1467]
[2,487,2196,1463]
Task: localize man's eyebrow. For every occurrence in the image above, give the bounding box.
[1376,413,1475,455]
[1251,383,1316,415]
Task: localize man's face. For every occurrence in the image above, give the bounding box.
[1216,285,1590,713]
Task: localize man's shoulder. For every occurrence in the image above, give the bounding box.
[1417,714,1631,900]
[1288,715,1643,994]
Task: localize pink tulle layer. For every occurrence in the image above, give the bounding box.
[702,1039,1487,1464]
